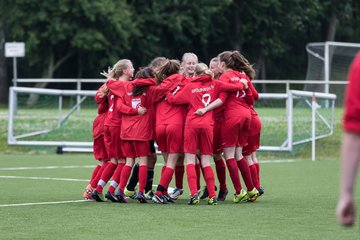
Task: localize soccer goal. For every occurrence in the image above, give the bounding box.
[305,41,360,104]
[8,87,336,159]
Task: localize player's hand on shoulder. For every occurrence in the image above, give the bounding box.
[138,106,147,115]
[240,78,248,89]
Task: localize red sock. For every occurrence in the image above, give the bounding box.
[195,163,201,190]
[255,162,261,185]
[161,165,166,177]
[225,158,242,194]
[175,165,184,189]
[96,162,117,193]
[138,165,148,193]
[156,167,174,196]
[249,164,260,189]
[108,163,125,194]
[237,158,254,191]
[90,165,101,183]
[215,158,227,190]
[202,166,216,198]
[90,162,108,188]
[119,165,133,192]
[186,164,198,196]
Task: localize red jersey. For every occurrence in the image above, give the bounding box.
[108,78,179,141]
[218,70,253,119]
[92,84,109,139]
[104,79,137,127]
[344,52,360,133]
[166,74,245,128]
[156,74,188,126]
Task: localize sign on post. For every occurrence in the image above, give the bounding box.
[5,42,25,58]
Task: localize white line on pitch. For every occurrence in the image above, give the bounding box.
[0,165,96,171]
[0,176,89,182]
[0,200,90,208]
[260,159,296,163]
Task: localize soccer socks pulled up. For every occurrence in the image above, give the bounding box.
[108,162,125,194]
[90,162,108,188]
[138,165,148,193]
[119,165,133,192]
[90,165,101,183]
[186,164,198,196]
[202,166,216,198]
[237,158,254,191]
[175,165,184,189]
[225,158,242,194]
[96,162,117,193]
[126,163,139,191]
[145,168,154,193]
[195,163,201,191]
[255,162,261,185]
[215,158,227,191]
[249,164,260,189]
[156,167,175,196]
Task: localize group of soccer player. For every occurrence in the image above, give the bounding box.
[82,50,264,205]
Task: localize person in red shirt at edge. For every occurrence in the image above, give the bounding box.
[91,59,144,202]
[82,84,110,200]
[151,60,190,203]
[195,51,259,203]
[241,72,264,196]
[336,52,360,227]
[124,57,169,200]
[199,57,229,201]
[166,63,248,205]
[167,53,202,200]
[107,67,180,203]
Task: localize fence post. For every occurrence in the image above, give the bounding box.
[311,93,316,161]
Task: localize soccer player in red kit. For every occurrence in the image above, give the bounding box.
[217,51,259,203]
[107,67,180,203]
[200,57,229,201]
[151,60,189,203]
[82,84,110,200]
[336,52,360,227]
[241,74,264,195]
[166,63,248,205]
[91,59,138,202]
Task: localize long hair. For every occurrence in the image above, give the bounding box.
[156,59,181,83]
[195,63,213,77]
[218,51,255,79]
[100,59,132,79]
[132,67,155,96]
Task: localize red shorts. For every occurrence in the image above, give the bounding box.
[103,125,125,159]
[93,135,109,161]
[213,119,223,154]
[184,126,213,155]
[121,140,151,158]
[243,114,262,155]
[156,124,184,153]
[222,116,251,148]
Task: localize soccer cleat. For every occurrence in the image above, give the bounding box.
[91,190,105,202]
[115,189,128,203]
[247,188,260,202]
[152,193,164,204]
[169,188,183,200]
[145,190,155,200]
[217,189,229,201]
[137,192,148,203]
[233,189,248,203]
[208,197,218,205]
[200,186,209,200]
[258,186,265,196]
[163,194,175,204]
[124,188,137,199]
[188,193,200,205]
[105,191,119,203]
[83,184,94,200]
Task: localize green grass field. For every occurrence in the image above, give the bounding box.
[0,154,359,239]
[1,105,359,239]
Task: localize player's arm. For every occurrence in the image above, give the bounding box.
[195,98,223,116]
[248,80,259,100]
[166,84,190,105]
[117,97,146,115]
[95,84,108,104]
[152,76,182,102]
